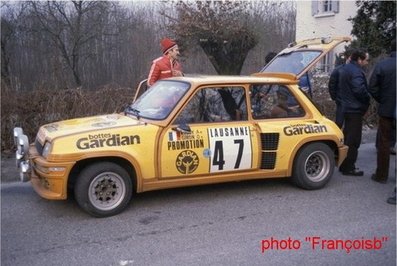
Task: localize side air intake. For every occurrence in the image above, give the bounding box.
[260,133,279,169]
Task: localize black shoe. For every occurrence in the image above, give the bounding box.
[342,168,364,176]
[387,196,396,204]
[371,174,387,184]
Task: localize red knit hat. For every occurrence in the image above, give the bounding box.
[161,38,177,54]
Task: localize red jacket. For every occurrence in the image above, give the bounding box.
[147,55,182,86]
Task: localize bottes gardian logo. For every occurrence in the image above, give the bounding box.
[176,150,199,174]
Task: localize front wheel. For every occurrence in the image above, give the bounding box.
[292,143,335,190]
[74,162,133,217]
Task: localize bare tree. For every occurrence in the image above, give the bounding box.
[162,1,258,75]
[242,1,296,73]
[1,1,295,91]
[28,1,114,87]
[1,17,12,86]
[1,1,162,90]
[1,2,29,87]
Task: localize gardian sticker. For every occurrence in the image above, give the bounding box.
[176,150,199,174]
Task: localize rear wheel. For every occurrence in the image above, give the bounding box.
[74,162,132,217]
[292,143,334,190]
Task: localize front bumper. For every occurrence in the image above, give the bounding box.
[13,127,74,200]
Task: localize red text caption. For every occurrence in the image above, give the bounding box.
[260,236,389,254]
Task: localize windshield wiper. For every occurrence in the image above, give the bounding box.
[124,106,140,119]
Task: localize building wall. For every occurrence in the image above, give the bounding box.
[295,0,357,70]
[296,0,357,40]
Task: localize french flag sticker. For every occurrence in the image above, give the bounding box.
[168,131,181,141]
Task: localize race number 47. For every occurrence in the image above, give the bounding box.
[208,126,252,173]
[212,139,244,171]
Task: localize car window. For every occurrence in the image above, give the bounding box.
[261,51,321,75]
[174,86,247,124]
[129,80,190,120]
[250,84,305,119]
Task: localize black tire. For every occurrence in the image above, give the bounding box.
[292,143,335,190]
[74,162,133,217]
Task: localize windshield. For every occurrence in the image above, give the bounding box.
[261,50,321,75]
[127,80,190,120]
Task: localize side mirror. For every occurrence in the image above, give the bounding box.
[172,124,191,134]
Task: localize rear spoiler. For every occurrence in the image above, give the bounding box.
[251,72,298,81]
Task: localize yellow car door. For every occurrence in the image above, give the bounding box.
[159,85,260,179]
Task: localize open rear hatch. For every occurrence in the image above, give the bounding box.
[259,36,351,79]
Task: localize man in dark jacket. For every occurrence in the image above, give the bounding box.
[328,49,352,128]
[338,49,370,176]
[368,40,396,184]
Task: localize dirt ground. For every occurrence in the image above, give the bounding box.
[0,127,378,183]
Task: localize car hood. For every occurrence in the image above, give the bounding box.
[36,113,142,143]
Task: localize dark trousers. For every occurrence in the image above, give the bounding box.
[340,113,363,172]
[335,102,344,128]
[375,116,396,180]
[375,120,396,148]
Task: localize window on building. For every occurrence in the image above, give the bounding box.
[323,1,332,12]
[312,0,339,17]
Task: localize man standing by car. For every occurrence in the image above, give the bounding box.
[338,49,370,176]
[368,40,396,184]
[328,49,352,128]
[147,38,183,86]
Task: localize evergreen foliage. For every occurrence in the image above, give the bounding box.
[350,1,396,57]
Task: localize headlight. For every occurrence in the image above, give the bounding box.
[13,127,23,146]
[42,142,52,158]
[17,134,29,158]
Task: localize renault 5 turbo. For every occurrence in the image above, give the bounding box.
[13,36,350,217]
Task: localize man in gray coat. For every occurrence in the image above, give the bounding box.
[368,40,396,184]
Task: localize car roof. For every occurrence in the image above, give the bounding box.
[169,72,299,86]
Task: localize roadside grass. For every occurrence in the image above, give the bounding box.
[1,84,134,152]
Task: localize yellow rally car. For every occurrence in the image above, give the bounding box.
[13,37,349,217]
